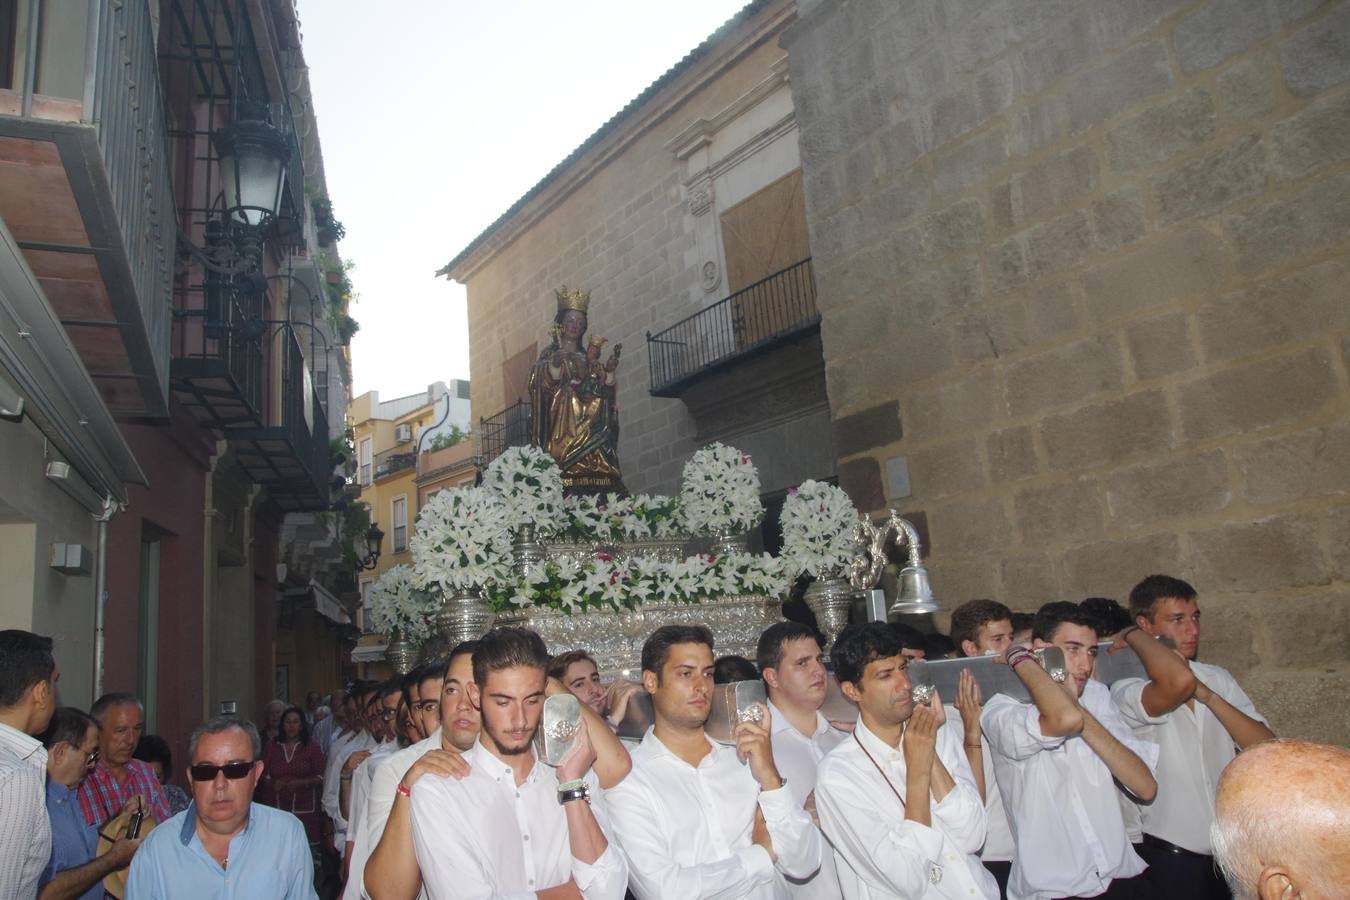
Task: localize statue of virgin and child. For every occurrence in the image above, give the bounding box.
[527,286,628,496]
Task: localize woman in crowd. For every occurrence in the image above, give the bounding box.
[259,704,327,848]
[133,733,192,816]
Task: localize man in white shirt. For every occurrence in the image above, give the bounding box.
[0,630,58,900]
[322,682,378,861]
[756,621,846,899]
[341,681,402,896]
[606,624,821,900]
[1111,575,1274,900]
[410,627,628,899]
[982,602,1159,900]
[814,622,996,900]
[946,599,1018,896]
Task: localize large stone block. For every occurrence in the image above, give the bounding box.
[987,425,1039,483]
[929,556,1003,609]
[1196,259,1350,363]
[1014,11,1095,96]
[1010,95,1073,158]
[891,320,958,384]
[1178,348,1340,441]
[1005,335,1125,416]
[952,304,1024,366]
[1173,0,1278,74]
[1023,210,1094,282]
[1059,531,1186,599]
[903,254,985,321]
[923,87,981,151]
[1105,89,1218,172]
[1279,1,1350,97]
[1237,424,1350,506]
[1257,590,1350,667]
[1023,279,1082,343]
[922,199,987,260]
[908,438,986,499]
[1189,513,1329,592]
[906,368,1004,439]
[1066,40,1174,136]
[1224,171,1350,275]
[1191,593,1261,673]
[931,127,1010,196]
[928,495,1013,555]
[1090,188,1148,251]
[1126,310,1197,381]
[1041,391,1173,472]
[1269,87,1350,180]
[999,555,1061,609]
[1326,504,1350,579]
[1014,478,1107,543]
[1241,666,1350,747]
[1006,144,1101,227]
[833,401,904,458]
[1082,227,1231,324]
[1217,53,1280,122]
[1153,133,1268,226]
[839,455,887,513]
[1104,449,1232,528]
[950,1,1011,74]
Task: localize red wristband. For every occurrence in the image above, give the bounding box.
[395,782,411,799]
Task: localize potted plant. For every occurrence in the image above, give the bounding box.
[311,197,346,247]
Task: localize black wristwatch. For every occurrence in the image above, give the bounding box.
[557,783,591,805]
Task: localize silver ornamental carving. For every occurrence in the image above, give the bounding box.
[709,527,749,558]
[512,524,546,578]
[384,629,420,675]
[547,719,579,742]
[804,577,855,651]
[433,589,496,645]
[911,682,934,705]
[847,509,937,616]
[737,704,764,724]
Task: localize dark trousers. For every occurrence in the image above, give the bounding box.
[983,860,1011,899]
[1138,833,1232,900]
[1064,872,1149,899]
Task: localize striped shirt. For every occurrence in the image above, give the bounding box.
[0,722,52,899]
[77,758,171,827]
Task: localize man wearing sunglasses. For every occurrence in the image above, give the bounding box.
[126,716,316,898]
[39,707,140,900]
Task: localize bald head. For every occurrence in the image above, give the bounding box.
[1212,740,1350,900]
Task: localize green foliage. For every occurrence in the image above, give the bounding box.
[311,196,347,245]
[428,425,468,452]
[335,314,360,345]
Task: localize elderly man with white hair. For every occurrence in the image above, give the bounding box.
[1211,739,1350,900]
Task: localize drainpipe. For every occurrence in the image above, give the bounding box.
[92,494,122,700]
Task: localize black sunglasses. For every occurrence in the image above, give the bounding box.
[189,761,255,782]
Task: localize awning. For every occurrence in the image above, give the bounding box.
[351,642,387,663]
[310,578,351,625]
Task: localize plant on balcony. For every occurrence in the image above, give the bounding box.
[780,480,861,579]
[679,442,764,535]
[427,425,468,452]
[311,196,346,247]
[483,445,565,535]
[410,486,513,594]
[319,501,372,570]
[365,564,435,643]
[335,314,360,346]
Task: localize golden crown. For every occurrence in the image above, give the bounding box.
[555,286,591,314]
[587,335,608,349]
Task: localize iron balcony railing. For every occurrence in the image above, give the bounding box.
[271,322,332,508]
[478,399,531,469]
[647,257,819,397]
[374,446,417,480]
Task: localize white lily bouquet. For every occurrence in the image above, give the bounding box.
[781,480,861,579]
[365,564,435,643]
[560,493,688,543]
[410,485,513,594]
[483,445,566,535]
[680,442,764,535]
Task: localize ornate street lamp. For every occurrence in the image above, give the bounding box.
[213,118,290,228]
[355,522,384,572]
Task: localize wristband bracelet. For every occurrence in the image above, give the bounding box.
[964,743,983,751]
[1006,646,1033,667]
[556,778,584,792]
[395,782,411,799]
[1009,653,1035,669]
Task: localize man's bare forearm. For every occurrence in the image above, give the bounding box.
[576,703,630,790]
[1198,684,1276,750]
[1012,653,1083,737]
[39,851,124,900]
[365,792,423,900]
[562,799,608,866]
[1080,711,1156,802]
[1126,629,1197,717]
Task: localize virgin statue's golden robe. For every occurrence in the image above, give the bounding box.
[528,345,626,495]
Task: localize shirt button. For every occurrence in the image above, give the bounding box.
[523,834,530,841]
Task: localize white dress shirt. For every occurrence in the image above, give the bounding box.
[341,738,397,900]
[606,726,822,900]
[409,738,627,900]
[322,729,376,855]
[815,718,997,900]
[354,729,444,899]
[944,704,1015,862]
[766,700,847,900]
[0,722,51,900]
[982,680,1160,900]
[1111,660,1266,854]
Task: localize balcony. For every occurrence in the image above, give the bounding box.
[374,446,417,480]
[0,0,175,417]
[647,258,819,397]
[478,399,531,468]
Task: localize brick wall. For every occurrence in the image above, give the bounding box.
[785,0,1350,744]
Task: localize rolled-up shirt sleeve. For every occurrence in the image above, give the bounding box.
[816,766,949,897]
[570,787,628,900]
[757,782,822,881]
[606,777,776,900]
[930,728,988,855]
[982,694,1067,760]
[1110,678,1169,728]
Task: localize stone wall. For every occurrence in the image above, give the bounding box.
[784,0,1350,744]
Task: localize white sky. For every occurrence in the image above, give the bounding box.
[295,0,751,401]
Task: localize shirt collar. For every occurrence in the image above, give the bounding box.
[641,726,722,769]
[854,716,903,763]
[467,737,540,784]
[766,700,830,740]
[180,801,257,845]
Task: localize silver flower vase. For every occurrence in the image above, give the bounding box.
[433,589,496,645]
[710,527,748,557]
[384,628,421,675]
[804,576,856,650]
[513,524,547,577]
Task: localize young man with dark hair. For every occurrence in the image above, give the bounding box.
[890,622,927,663]
[713,654,761,684]
[982,601,1159,899]
[79,692,172,828]
[757,621,846,899]
[814,622,996,899]
[1081,597,1133,638]
[410,628,629,898]
[40,707,141,899]
[1112,574,1273,900]
[341,680,402,893]
[322,681,378,865]
[946,599,1017,894]
[608,624,821,899]
[0,630,59,898]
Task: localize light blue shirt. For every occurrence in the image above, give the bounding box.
[41,779,101,900]
[126,801,317,899]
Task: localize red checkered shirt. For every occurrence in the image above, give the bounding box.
[76,758,172,826]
